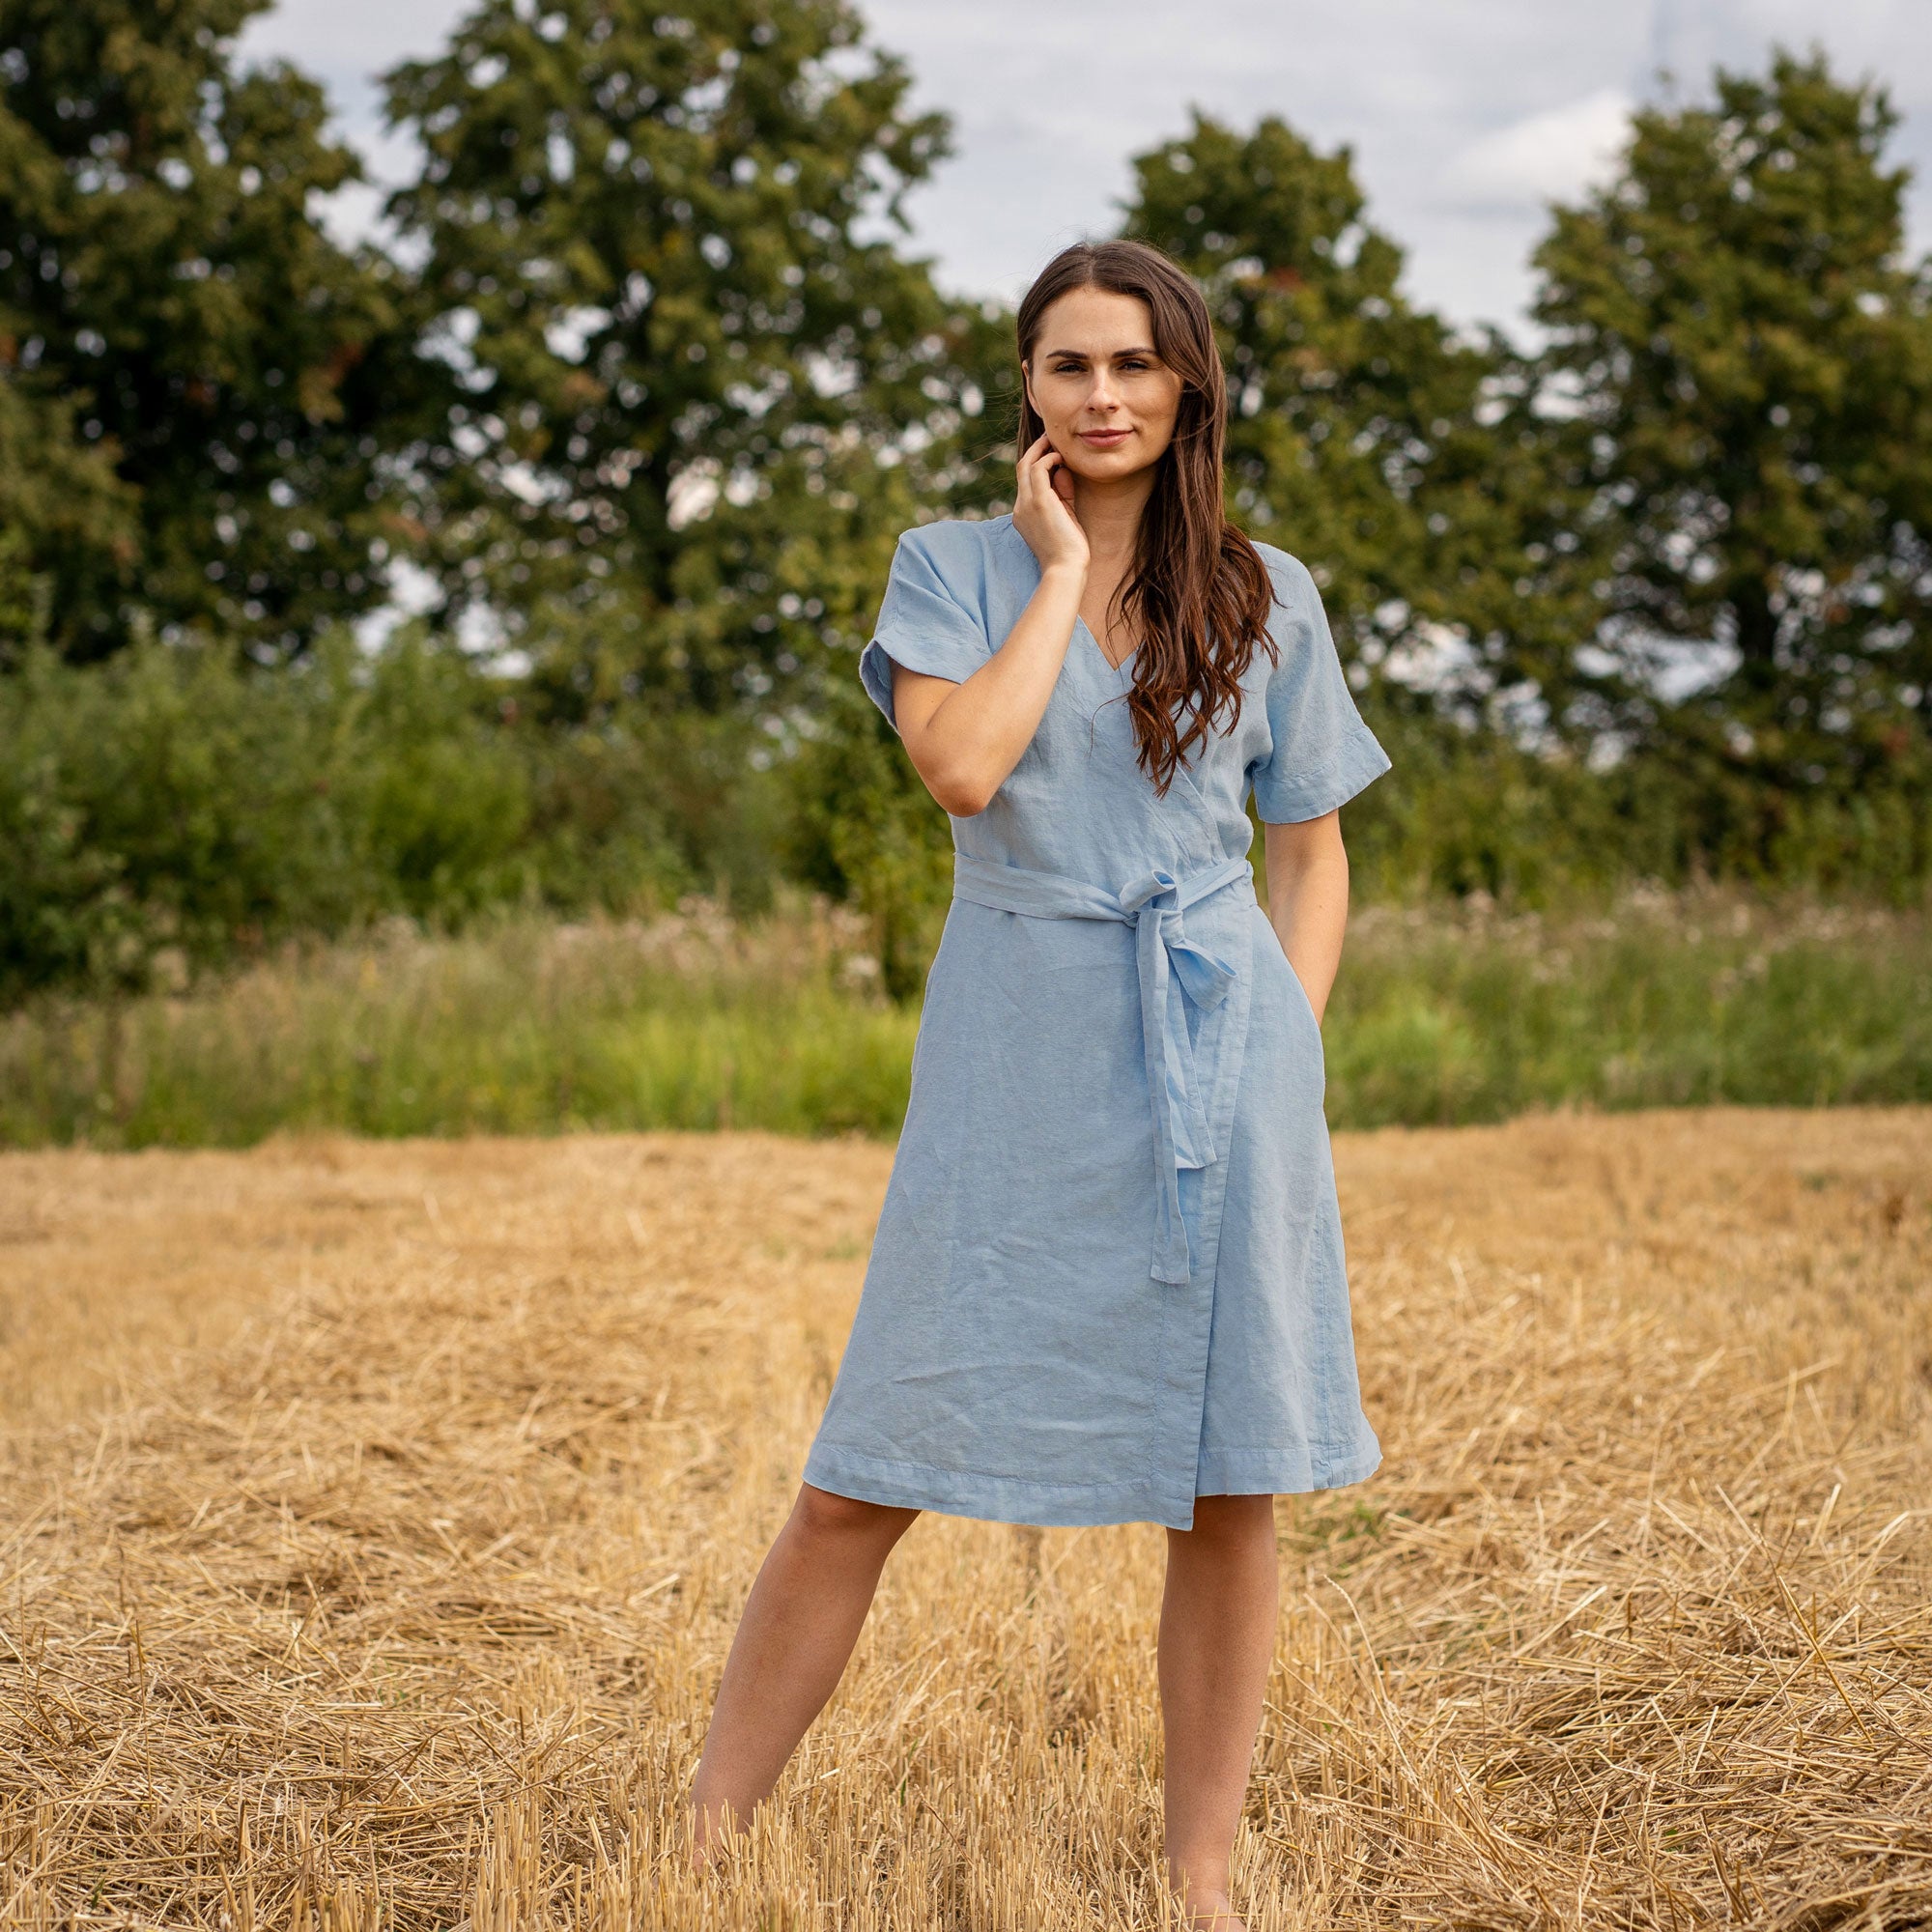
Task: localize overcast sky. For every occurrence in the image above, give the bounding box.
[242,0,1932,340]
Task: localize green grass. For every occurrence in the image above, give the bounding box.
[2,887,1926,1151]
[0,899,920,1148]
[1324,889,1932,1123]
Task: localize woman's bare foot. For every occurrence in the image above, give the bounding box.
[1176,1885,1245,1930]
[686,1796,744,1873]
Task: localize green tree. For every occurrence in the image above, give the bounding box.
[1120,112,1592,735]
[1530,47,1932,847]
[383,0,1008,722]
[0,0,430,659]
[0,373,137,655]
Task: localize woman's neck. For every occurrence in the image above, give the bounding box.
[1069,466,1154,575]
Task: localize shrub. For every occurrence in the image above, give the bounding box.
[0,633,684,1003]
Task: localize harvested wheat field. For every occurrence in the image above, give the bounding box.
[1,1111,1929,1929]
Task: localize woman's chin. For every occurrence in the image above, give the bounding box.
[1058,445,1159,484]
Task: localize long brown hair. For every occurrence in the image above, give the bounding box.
[1016,240,1276,794]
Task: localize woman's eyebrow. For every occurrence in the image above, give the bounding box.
[1043,344,1160,361]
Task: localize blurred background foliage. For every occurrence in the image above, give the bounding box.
[1,0,1928,1134]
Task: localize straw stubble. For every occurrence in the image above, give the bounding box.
[0,1110,1927,1927]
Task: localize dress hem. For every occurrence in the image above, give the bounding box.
[802,1439,1382,1532]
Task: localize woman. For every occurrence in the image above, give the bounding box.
[689,238,1390,1929]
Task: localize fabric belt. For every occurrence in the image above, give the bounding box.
[952,850,1254,1286]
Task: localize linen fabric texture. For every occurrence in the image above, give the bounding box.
[801,514,1391,1531]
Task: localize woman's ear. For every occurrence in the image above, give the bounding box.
[1019,359,1036,416]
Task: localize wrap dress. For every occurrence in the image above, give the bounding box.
[801,513,1391,1531]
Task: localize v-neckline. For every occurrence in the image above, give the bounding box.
[1074,612,1138,676]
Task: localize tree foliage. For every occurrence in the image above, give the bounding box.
[0,0,430,658]
[1532,48,1932,827]
[382,0,1008,718]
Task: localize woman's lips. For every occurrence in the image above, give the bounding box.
[1078,428,1132,446]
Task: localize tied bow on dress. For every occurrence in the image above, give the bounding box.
[951,851,1253,1286]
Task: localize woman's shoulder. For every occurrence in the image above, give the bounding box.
[895,513,1019,565]
[1244,535,1321,606]
[888,515,1026,609]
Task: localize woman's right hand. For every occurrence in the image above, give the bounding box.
[892,435,1093,816]
[1012,433,1090,581]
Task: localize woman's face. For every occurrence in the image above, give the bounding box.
[1022,286,1184,484]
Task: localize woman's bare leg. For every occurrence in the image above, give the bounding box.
[1157,1492,1280,1929]
[688,1483,920,1861]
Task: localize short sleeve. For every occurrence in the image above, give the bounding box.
[858,526,995,732]
[1248,556,1392,822]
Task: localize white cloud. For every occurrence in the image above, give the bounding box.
[1445,88,1633,209]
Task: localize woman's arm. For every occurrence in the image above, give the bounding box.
[1262,811,1350,1024]
[891,436,1090,817]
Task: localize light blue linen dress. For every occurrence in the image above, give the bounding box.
[801,513,1391,1531]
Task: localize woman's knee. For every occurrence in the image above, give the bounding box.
[792,1482,920,1546]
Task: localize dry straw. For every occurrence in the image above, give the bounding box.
[1,1109,1927,1927]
